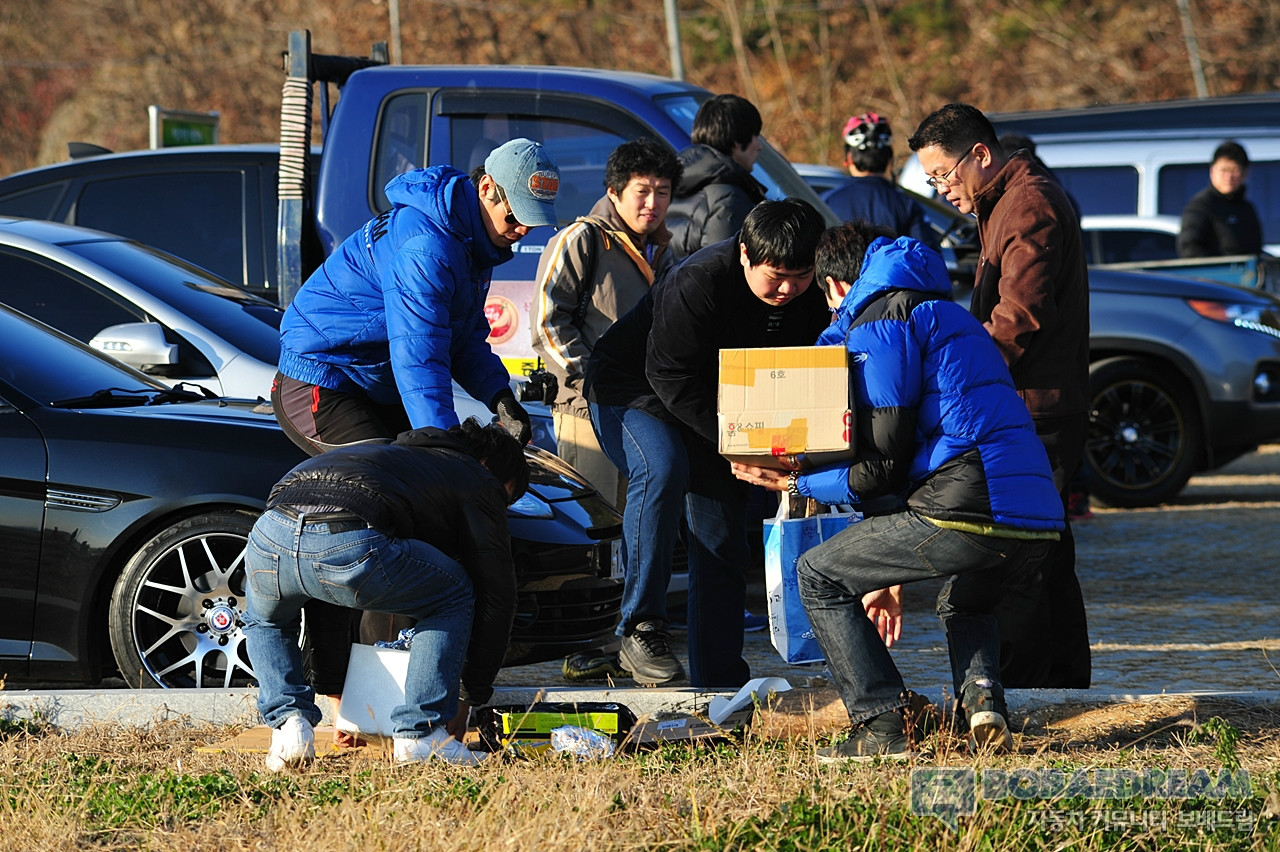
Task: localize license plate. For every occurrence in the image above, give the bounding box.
[610,539,623,581]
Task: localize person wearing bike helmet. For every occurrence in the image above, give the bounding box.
[821,112,940,252]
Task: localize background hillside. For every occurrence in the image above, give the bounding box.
[2,0,1278,178]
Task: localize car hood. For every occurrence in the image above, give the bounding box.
[1089,266,1280,304]
[75,397,283,429]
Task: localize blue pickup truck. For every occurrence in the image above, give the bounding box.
[5,33,1280,509]
[275,32,834,374]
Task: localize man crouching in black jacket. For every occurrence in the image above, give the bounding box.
[243,418,527,770]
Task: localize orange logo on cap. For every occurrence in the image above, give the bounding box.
[528,170,559,200]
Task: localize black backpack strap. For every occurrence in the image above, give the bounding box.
[570,222,603,328]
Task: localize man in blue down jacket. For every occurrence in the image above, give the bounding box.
[273,138,560,454]
[269,139,557,731]
[733,226,1064,761]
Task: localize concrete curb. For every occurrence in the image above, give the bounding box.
[0,686,738,732]
[1,685,1276,732]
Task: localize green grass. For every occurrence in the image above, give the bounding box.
[0,707,1276,851]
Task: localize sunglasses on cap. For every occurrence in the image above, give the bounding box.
[494,184,519,226]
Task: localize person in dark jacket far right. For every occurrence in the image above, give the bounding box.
[732,225,1063,761]
[1178,140,1264,258]
[243,418,527,771]
[665,94,768,259]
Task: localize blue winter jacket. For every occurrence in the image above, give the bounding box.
[797,237,1064,532]
[277,167,512,429]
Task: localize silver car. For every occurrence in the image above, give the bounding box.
[0,216,554,448]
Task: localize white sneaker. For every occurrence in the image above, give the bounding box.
[265,715,315,772]
[394,728,486,766]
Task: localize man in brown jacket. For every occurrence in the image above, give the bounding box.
[531,138,682,509]
[909,103,1091,689]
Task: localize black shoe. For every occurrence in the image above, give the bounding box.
[619,621,685,685]
[962,680,1013,754]
[903,689,943,740]
[562,650,631,682]
[817,710,912,763]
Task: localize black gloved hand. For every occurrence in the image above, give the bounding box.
[492,389,532,445]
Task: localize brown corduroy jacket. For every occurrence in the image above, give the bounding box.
[970,152,1090,420]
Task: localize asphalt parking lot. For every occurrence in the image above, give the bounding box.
[495,445,1280,698]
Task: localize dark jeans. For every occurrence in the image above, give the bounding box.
[591,403,751,688]
[797,509,1051,726]
[996,412,1092,688]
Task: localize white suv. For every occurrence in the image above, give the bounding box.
[1080,214,1180,265]
[897,95,1280,254]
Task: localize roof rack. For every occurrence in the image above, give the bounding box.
[992,93,1280,136]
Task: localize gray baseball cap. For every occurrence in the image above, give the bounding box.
[484,138,560,227]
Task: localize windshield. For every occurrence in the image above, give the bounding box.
[654,93,839,226]
[0,306,169,406]
[60,240,285,365]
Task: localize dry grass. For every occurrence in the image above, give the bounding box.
[0,696,1277,851]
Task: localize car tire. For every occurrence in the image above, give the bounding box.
[108,510,262,689]
[1086,357,1202,508]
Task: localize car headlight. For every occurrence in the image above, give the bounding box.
[1188,299,1280,339]
[507,491,555,519]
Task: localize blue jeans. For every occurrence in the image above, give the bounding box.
[243,507,474,738]
[796,509,1051,725]
[590,403,751,687]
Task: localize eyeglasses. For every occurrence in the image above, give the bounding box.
[494,185,520,226]
[924,145,976,190]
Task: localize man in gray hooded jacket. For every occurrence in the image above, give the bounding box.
[531,138,682,508]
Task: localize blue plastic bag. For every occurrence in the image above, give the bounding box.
[763,500,860,664]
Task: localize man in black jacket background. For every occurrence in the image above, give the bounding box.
[1178,140,1264,258]
[665,94,768,260]
[243,419,527,771]
[585,199,830,688]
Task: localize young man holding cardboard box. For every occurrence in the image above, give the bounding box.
[732,225,1064,760]
[584,199,831,687]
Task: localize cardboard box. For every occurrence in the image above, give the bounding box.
[718,346,853,469]
[624,709,752,748]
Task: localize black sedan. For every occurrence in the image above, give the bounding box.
[0,305,622,689]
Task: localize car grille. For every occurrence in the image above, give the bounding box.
[502,540,623,665]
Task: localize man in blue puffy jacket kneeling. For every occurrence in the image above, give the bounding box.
[732,223,1065,762]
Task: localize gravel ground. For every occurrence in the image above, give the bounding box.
[495,445,1280,697]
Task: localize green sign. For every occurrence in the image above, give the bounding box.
[148,106,220,149]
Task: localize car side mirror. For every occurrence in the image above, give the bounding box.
[89,322,179,371]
